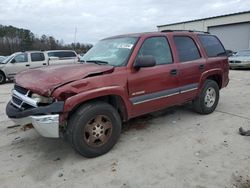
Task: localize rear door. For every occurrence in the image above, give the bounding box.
[30,52,48,68]
[172,35,206,101]
[128,36,180,117]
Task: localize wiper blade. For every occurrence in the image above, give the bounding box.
[217,52,227,56]
[85,60,109,65]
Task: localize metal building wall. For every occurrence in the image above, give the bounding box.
[157,11,250,51]
[208,22,250,51]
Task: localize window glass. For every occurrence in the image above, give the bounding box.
[14,53,28,63]
[235,50,250,56]
[137,37,173,65]
[63,51,76,57]
[174,36,201,62]
[31,53,45,61]
[83,37,138,66]
[198,35,226,57]
[48,51,76,58]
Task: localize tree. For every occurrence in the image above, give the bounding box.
[0,24,92,55]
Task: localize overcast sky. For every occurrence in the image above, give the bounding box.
[0,0,249,44]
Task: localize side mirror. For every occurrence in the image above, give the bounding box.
[11,59,16,63]
[134,55,156,69]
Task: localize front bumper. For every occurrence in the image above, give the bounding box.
[6,101,64,138]
[229,63,250,69]
[11,114,60,138]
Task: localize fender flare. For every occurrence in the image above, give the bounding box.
[198,68,223,92]
[63,86,132,118]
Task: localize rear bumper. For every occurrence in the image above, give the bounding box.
[6,101,64,138]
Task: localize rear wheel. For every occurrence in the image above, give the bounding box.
[67,102,121,158]
[193,80,219,114]
[0,72,6,84]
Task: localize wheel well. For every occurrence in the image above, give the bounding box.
[68,95,128,122]
[207,74,222,89]
[0,70,6,77]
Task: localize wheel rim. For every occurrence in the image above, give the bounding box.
[83,115,112,147]
[204,87,216,108]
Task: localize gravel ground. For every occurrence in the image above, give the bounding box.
[0,70,250,188]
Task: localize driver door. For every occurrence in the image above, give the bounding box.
[5,53,29,78]
[128,36,180,117]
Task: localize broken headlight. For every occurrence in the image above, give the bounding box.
[31,94,53,104]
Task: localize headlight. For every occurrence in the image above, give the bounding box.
[31,94,53,104]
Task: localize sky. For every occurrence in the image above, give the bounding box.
[0,0,249,44]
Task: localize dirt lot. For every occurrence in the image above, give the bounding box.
[0,70,250,188]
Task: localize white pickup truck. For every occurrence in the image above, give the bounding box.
[0,50,78,84]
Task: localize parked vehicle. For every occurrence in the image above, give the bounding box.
[0,50,78,84]
[225,49,235,57]
[6,31,229,157]
[229,49,250,69]
[0,56,6,63]
[47,50,78,64]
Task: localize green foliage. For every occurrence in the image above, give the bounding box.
[0,25,92,55]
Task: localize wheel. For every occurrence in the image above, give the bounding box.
[0,72,6,84]
[193,80,219,114]
[66,102,121,158]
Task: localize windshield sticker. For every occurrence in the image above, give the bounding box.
[117,43,134,49]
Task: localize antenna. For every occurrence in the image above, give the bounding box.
[74,27,77,49]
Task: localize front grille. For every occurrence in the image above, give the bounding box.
[11,86,37,110]
[229,60,241,64]
[12,96,22,106]
[14,84,29,95]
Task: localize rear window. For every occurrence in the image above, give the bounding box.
[48,51,76,58]
[31,53,45,61]
[198,35,226,57]
[173,36,201,62]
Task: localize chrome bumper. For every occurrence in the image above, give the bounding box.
[11,114,59,138]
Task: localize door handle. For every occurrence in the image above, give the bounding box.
[170,69,178,75]
[43,63,46,65]
[199,64,205,70]
[26,64,30,67]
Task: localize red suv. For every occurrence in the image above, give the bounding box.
[6,30,229,157]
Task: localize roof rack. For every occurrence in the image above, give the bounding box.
[161,30,210,34]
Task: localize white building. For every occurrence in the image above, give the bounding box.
[157,11,250,51]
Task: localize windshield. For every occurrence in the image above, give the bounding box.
[82,37,138,66]
[235,50,250,56]
[2,54,15,64]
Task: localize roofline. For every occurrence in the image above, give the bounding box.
[157,10,250,28]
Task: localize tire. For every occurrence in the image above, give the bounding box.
[66,102,121,158]
[193,80,219,114]
[0,72,6,84]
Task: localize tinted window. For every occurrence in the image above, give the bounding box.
[174,36,201,62]
[48,51,76,58]
[31,53,45,61]
[198,35,225,57]
[137,37,173,65]
[14,53,28,63]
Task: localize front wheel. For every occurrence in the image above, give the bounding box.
[0,72,6,84]
[67,102,121,158]
[193,80,219,114]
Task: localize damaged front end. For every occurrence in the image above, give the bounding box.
[6,84,64,138]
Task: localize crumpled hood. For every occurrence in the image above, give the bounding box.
[15,63,114,96]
